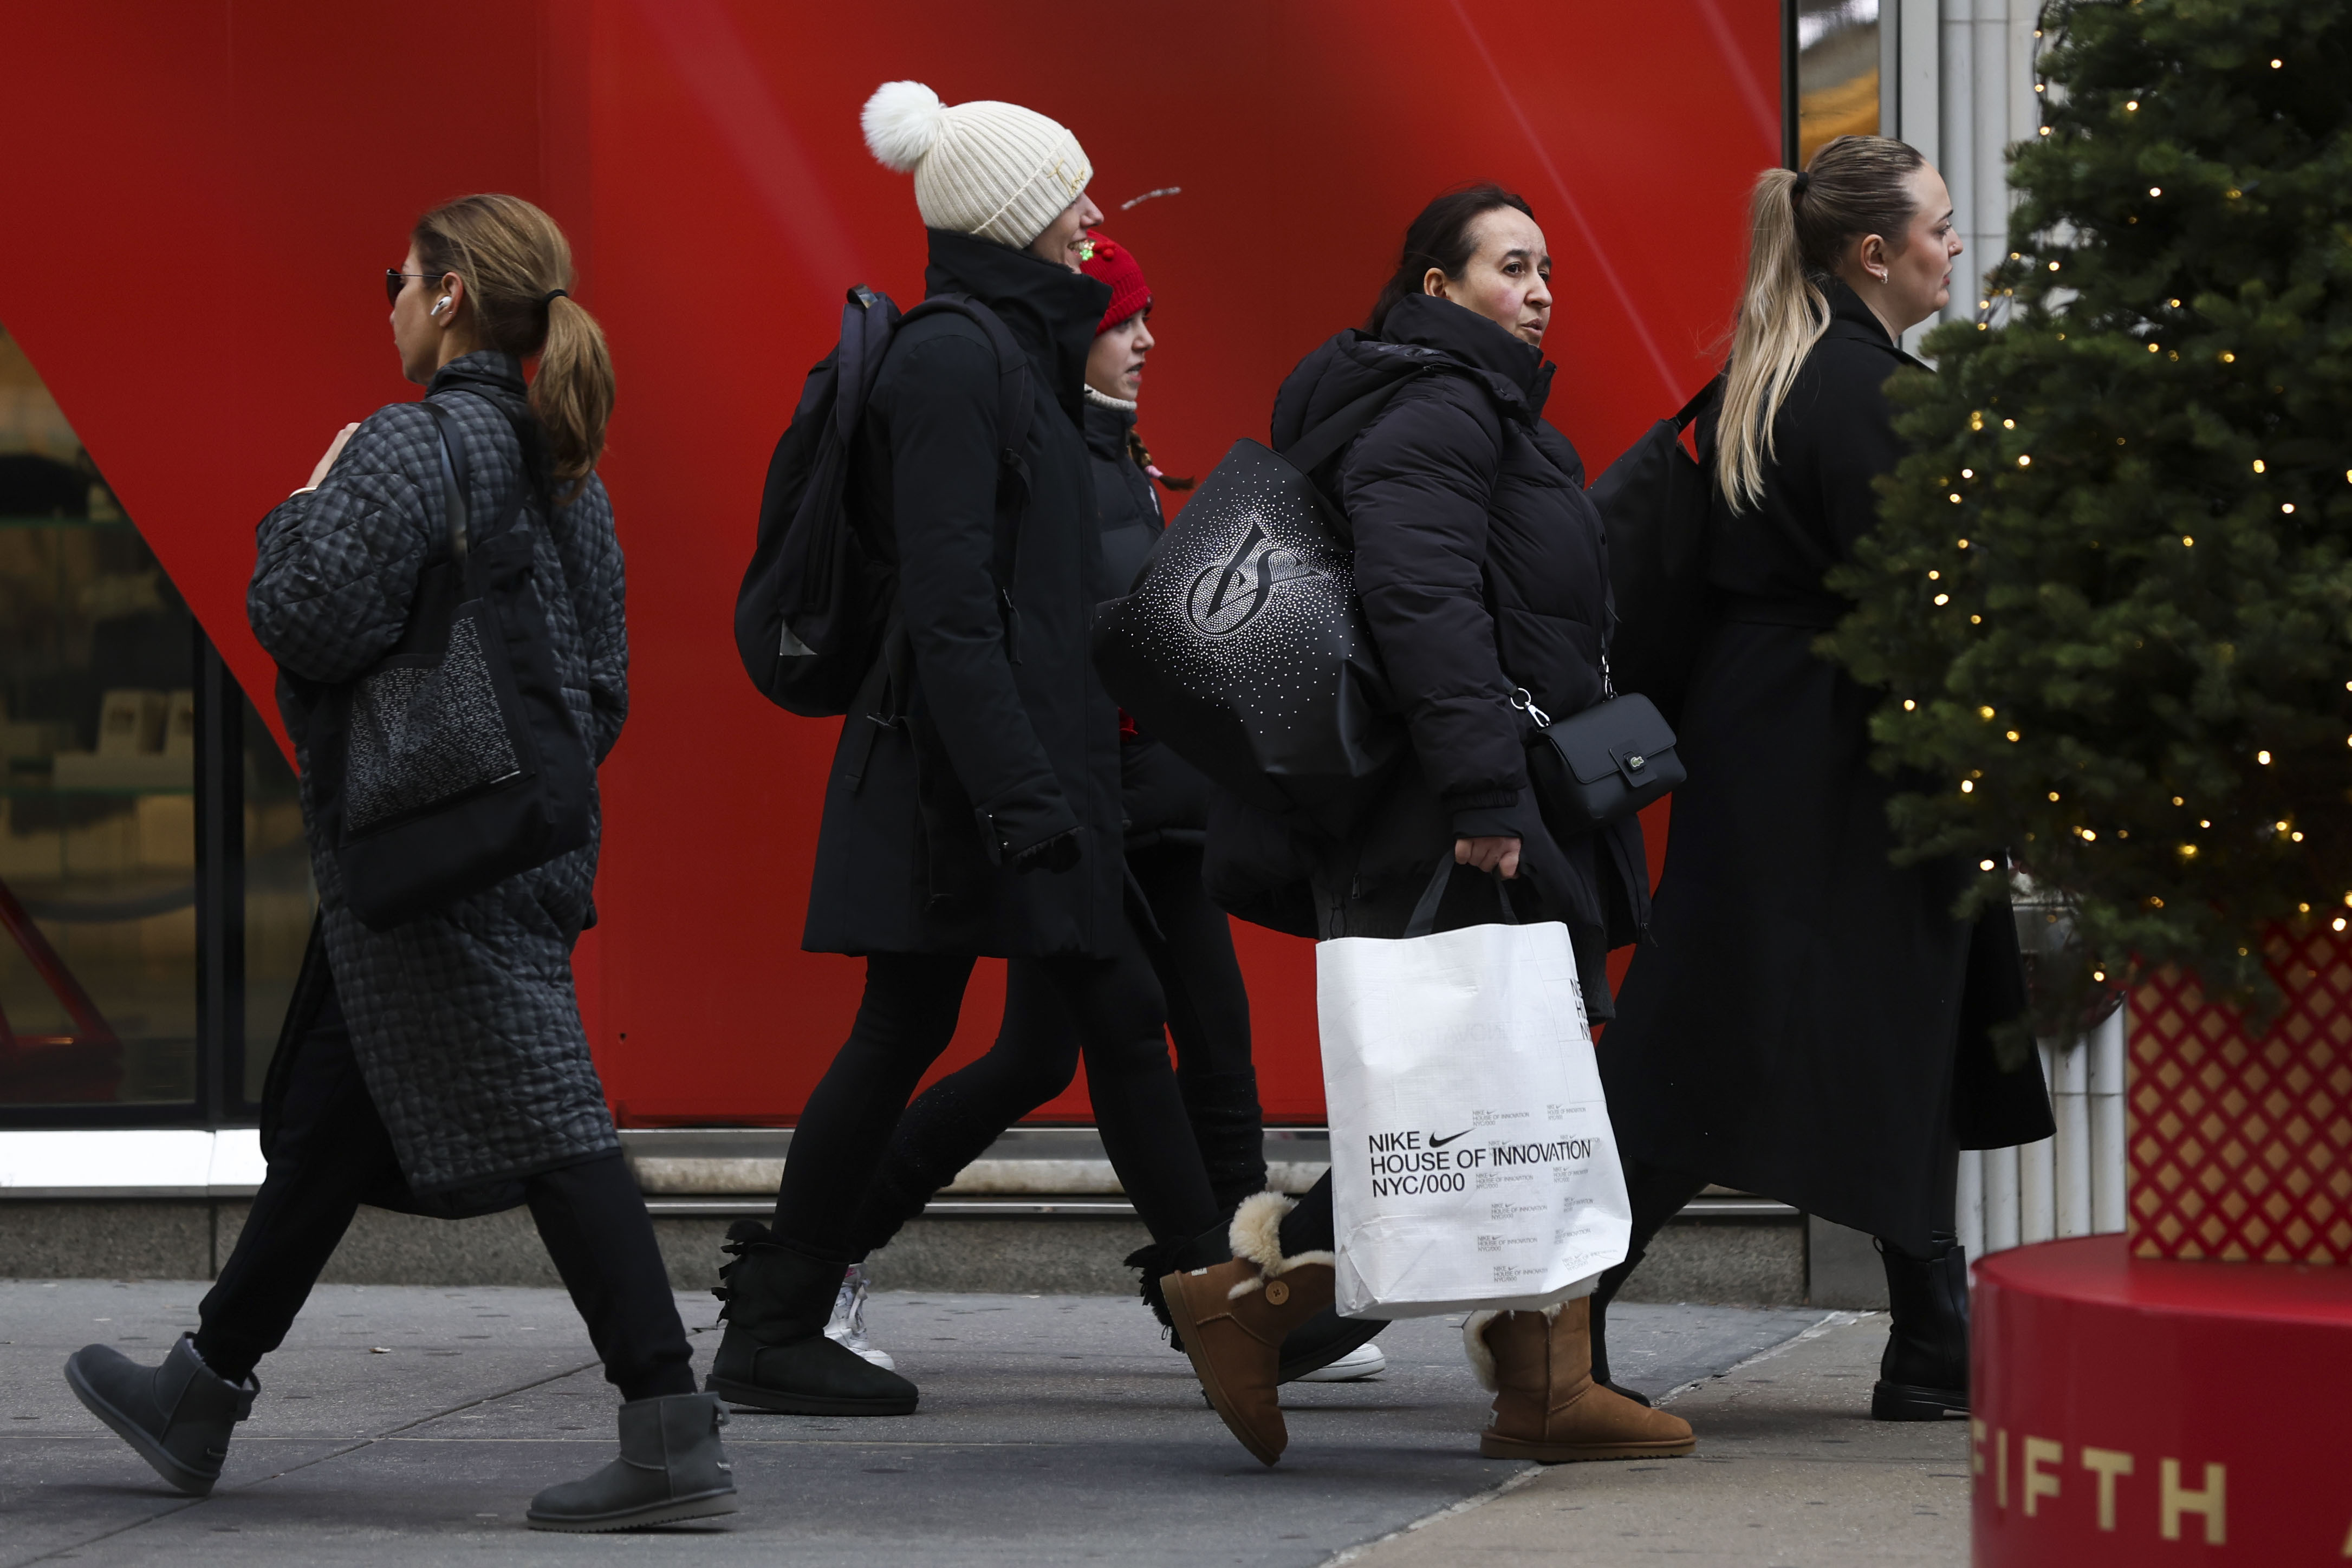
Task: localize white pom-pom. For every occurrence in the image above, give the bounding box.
[862,81,944,174]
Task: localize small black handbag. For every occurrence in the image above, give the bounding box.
[1518,672,1684,833]
[303,396,595,930]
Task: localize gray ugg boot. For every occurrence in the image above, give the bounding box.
[64,1333,257,1496]
[526,1391,739,1532]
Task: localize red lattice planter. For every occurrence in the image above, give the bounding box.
[2127,923,2352,1265]
[1972,928,2352,1564]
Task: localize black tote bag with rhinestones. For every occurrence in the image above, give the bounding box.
[1092,381,1415,834]
[303,397,594,930]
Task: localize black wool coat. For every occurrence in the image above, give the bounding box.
[1597,279,2054,1252]
[1215,294,1643,1014]
[1084,390,1217,851]
[803,231,1124,958]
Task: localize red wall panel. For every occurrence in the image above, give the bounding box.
[0,1,1778,1126]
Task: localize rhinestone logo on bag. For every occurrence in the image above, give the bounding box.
[1185,517,1326,636]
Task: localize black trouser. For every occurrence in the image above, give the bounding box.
[193,980,694,1403]
[775,917,1222,1261]
[846,845,1263,1251]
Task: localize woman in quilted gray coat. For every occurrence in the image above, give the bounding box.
[61,196,736,1533]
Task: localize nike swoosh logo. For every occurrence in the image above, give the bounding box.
[1428,1129,1471,1148]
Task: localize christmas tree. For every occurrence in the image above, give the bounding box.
[1822,0,2352,1027]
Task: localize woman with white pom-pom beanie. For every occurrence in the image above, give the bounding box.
[704,82,1233,1421]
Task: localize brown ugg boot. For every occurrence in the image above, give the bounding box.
[1467,1297,1697,1462]
[1160,1192,1335,1466]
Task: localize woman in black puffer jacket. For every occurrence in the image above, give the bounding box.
[1168,187,1690,1469]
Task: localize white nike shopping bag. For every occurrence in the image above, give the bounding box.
[1318,860,1632,1318]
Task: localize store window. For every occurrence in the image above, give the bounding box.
[0,323,311,1123]
[1794,0,1881,166]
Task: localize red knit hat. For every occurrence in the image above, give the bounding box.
[1079,231,1150,336]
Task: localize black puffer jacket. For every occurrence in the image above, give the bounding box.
[1225,294,1644,1009]
[802,230,1122,958]
[1086,391,1217,850]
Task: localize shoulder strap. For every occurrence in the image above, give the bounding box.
[831,283,899,445]
[898,292,1035,662]
[903,294,1033,464]
[1673,374,1722,432]
[1279,376,1419,478]
[419,400,472,569]
[426,390,542,548]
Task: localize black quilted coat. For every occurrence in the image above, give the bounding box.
[250,353,625,1195]
[802,230,1124,957]
[1597,280,2052,1252]
[1222,293,1645,1015]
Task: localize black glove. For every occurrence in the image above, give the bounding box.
[1011,827,1082,875]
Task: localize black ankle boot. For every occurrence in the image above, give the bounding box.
[1587,1252,1653,1407]
[65,1333,257,1496]
[1872,1231,1968,1420]
[706,1221,918,1415]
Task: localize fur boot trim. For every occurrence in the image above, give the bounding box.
[1227,1191,1336,1277]
[1461,1304,1569,1391]
[1463,1311,1503,1391]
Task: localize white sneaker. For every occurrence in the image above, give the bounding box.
[1294,1341,1386,1382]
[824,1264,895,1370]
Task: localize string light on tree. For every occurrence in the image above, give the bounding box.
[1817,0,2352,1029]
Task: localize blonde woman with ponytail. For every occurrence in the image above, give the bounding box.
[1591,138,2052,1423]
[64,196,739,1532]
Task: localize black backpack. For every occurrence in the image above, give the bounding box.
[735,285,1032,718]
[1588,377,1720,728]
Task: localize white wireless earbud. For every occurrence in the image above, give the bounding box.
[431,296,452,316]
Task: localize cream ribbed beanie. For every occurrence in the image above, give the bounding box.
[862,81,1093,249]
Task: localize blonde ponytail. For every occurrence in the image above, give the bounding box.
[1718,135,1925,512]
[413,194,613,503]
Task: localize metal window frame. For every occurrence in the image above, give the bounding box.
[0,623,263,1131]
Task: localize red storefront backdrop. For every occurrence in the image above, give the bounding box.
[0,0,1778,1125]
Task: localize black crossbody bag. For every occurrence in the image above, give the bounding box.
[302,396,595,929]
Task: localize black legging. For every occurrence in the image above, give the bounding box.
[773,909,1222,1261]
[193,978,693,1402]
[846,845,1262,1251]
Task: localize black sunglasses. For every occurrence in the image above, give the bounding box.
[385,269,433,308]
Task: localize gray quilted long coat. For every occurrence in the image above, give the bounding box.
[249,353,625,1194]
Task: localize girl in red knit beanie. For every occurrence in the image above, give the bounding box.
[1080,232,1190,489]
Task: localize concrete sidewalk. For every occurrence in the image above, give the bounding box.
[1344,1313,1970,1566]
[0,1279,1956,1566]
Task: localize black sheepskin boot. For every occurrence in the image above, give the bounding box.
[706,1220,918,1415]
